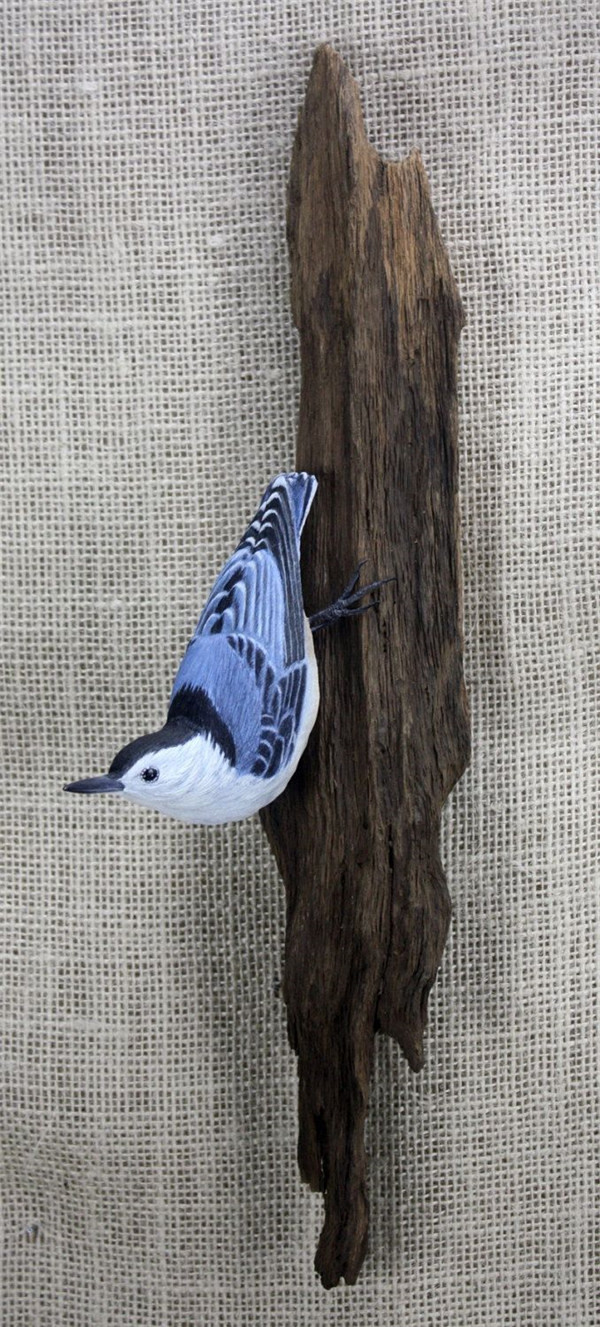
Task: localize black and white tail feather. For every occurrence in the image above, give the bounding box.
[196,472,316,668]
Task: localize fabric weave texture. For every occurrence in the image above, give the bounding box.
[1,2,598,1323]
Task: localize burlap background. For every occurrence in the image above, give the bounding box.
[2,1,598,1322]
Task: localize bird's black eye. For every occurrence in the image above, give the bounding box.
[141,767,159,783]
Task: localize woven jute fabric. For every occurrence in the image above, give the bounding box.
[2,2,598,1322]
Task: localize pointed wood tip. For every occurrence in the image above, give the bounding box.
[287,44,375,328]
[310,42,353,82]
[300,42,367,140]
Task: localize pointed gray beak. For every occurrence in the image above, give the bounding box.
[64,776,124,795]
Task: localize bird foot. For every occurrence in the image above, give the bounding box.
[309,561,394,632]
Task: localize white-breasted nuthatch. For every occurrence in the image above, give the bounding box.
[65,473,388,825]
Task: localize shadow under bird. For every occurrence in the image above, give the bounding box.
[65,472,390,825]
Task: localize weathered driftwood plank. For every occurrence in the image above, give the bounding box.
[260,44,470,1288]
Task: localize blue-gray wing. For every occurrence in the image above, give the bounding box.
[221,632,308,777]
[168,473,317,776]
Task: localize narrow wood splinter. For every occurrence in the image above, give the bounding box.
[260,44,470,1289]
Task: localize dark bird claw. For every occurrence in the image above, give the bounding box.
[309,562,395,632]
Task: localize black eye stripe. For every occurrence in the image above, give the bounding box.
[141,767,159,783]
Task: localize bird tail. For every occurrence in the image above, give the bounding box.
[278,471,318,541]
[228,471,317,566]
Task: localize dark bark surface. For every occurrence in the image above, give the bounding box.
[260,44,470,1289]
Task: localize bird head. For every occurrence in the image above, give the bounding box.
[65,719,234,823]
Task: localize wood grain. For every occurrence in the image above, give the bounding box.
[260,44,470,1288]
